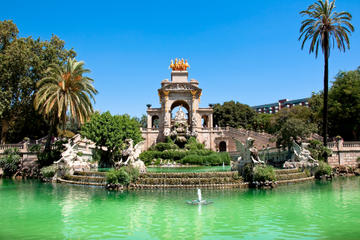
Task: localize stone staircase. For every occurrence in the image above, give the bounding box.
[57,168,314,189]
[58,171,106,186]
[135,171,247,189]
[227,127,276,149]
[274,169,314,185]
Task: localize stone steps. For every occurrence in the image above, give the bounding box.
[63,175,106,184]
[274,168,300,175]
[137,177,241,185]
[276,172,308,181]
[58,178,106,186]
[73,171,107,177]
[133,182,249,189]
[140,171,238,179]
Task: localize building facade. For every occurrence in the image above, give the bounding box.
[252,98,309,114]
[141,60,276,152]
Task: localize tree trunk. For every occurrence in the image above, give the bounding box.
[1,119,9,144]
[323,35,329,161]
[44,119,58,152]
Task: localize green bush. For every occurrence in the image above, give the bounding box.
[37,139,67,167]
[307,140,332,161]
[185,137,205,150]
[0,148,21,177]
[106,166,139,185]
[40,164,57,178]
[150,142,179,151]
[29,144,41,153]
[241,163,254,182]
[253,165,276,182]
[315,161,332,179]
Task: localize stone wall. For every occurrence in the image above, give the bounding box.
[327,140,360,168]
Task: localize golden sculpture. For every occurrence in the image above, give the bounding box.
[169,58,190,71]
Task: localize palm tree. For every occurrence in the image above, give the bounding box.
[299,0,354,158]
[35,58,97,149]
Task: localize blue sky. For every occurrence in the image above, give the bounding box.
[3,0,360,117]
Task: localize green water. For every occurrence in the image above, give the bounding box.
[0,177,360,240]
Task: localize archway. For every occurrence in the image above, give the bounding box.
[201,115,209,128]
[151,115,159,129]
[170,100,190,125]
[219,141,227,152]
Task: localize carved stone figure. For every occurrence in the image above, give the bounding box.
[117,139,147,173]
[282,138,319,169]
[54,141,93,176]
[231,137,264,172]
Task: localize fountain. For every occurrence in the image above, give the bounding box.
[186,188,213,205]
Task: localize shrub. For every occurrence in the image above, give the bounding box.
[106,166,139,185]
[37,139,67,167]
[185,137,205,150]
[0,148,21,177]
[40,164,57,178]
[29,144,41,153]
[315,161,332,179]
[150,142,179,151]
[241,163,254,182]
[307,140,332,161]
[253,165,276,182]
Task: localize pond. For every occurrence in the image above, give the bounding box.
[0,177,359,239]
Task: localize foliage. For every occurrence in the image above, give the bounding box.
[252,113,273,133]
[184,137,205,150]
[106,166,139,185]
[37,139,67,167]
[40,164,57,178]
[81,111,143,167]
[149,141,179,151]
[253,165,276,182]
[307,139,332,161]
[213,101,256,129]
[241,163,254,182]
[315,161,332,179]
[0,20,76,143]
[0,148,20,176]
[327,68,360,140]
[180,152,230,166]
[29,144,42,153]
[34,58,97,129]
[275,117,316,149]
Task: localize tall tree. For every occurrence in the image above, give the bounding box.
[213,101,256,129]
[81,112,143,167]
[328,67,360,140]
[0,20,76,143]
[34,58,97,149]
[299,0,354,158]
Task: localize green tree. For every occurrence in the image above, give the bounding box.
[271,107,317,149]
[0,20,76,143]
[81,111,143,167]
[328,67,360,140]
[213,101,256,129]
[34,58,97,149]
[299,0,354,153]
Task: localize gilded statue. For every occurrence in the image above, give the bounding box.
[169,58,190,71]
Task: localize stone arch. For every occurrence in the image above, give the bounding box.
[170,100,190,124]
[201,115,209,128]
[219,141,227,152]
[151,115,159,129]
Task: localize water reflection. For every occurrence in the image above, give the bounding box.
[0,178,360,239]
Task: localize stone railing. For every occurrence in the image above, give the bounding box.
[0,144,24,151]
[327,140,360,167]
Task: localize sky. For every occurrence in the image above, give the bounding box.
[2,0,360,117]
